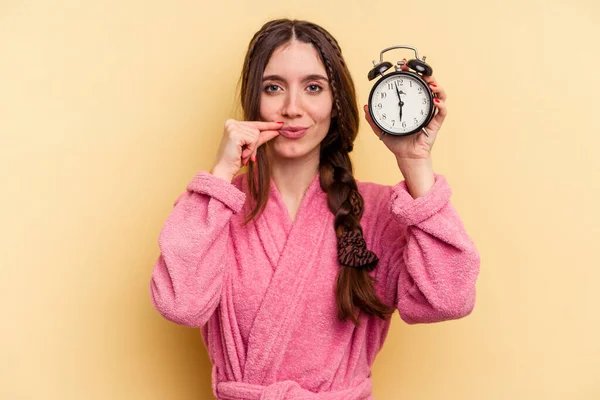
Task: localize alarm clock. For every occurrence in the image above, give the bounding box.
[367,45,437,138]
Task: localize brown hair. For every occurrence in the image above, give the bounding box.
[239,19,395,326]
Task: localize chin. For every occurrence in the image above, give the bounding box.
[271,141,318,160]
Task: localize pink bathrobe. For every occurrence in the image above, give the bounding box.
[150,170,480,400]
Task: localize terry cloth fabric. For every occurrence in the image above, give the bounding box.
[150,170,480,399]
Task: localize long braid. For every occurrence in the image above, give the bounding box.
[319,146,394,325]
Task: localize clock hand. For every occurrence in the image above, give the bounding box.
[395,81,403,122]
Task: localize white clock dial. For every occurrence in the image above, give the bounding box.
[369,74,431,135]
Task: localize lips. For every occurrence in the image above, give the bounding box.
[279,126,308,139]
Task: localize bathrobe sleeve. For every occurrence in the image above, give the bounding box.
[150,171,246,327]
[376,174,480,324]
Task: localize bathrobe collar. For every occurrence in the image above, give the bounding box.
[243,171,334,383]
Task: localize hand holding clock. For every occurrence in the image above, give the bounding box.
[364,62,447,162]
[364,61,447,198]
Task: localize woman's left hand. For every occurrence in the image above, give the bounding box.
[363,62,447,162]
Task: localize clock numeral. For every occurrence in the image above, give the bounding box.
[380,92,387,99]
[420,109,424,116]
[414,118,418,125]
[382,113,387,120]
[410,81,413,88]
[377,103,382,109]
[397,79,403,85]
[387,83,394,90]
[391,120,395,126]
[422,98,427,104]
[402,121,406,128]
[418,87,423,93]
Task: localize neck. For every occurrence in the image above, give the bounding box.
[268,146,320,204]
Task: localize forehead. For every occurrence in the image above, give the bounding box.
[263,40,327,78]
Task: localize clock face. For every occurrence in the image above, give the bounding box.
[368,72,433,135]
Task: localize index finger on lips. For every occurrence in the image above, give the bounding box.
[256,129,280,147]
[245,130,279,165]
[240,120,284,131]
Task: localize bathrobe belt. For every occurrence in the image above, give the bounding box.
[216,376,373,400]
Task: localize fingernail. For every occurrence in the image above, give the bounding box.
[277,121,284,124]
[434,98,440,103]
[251,154,257,162]
[430,83,437,87]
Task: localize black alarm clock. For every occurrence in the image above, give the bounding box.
[367,45,437,137]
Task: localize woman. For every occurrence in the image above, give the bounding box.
[150,18,480,400]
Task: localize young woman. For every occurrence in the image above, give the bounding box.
[150,18,480,400]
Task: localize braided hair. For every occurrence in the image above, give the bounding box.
[239,19,395,326]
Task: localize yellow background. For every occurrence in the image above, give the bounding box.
[1,0,599,399]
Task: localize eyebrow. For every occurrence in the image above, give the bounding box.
[262,74,329,83]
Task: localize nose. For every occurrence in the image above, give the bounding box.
[280,88,303,119]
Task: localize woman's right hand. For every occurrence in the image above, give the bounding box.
[210,119,283,182]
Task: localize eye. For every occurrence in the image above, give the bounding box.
[307,84,323,93]
[264,84,281,93]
